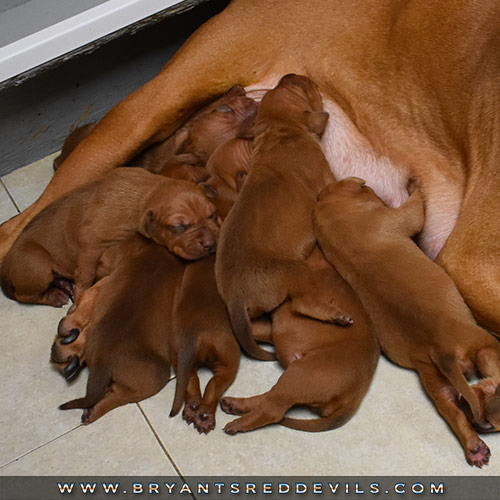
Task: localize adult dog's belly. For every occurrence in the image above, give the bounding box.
[246,79,462,261]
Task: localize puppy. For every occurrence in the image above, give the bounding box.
[169,254,241,434]
[215,74,351,361]
[221,246,379,434]
[314,177,500,468]
[0,167,219,306]
[203,138,253,219]
[52,235,184,423]
[138,86,258,174]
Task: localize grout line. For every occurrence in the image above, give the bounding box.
[136,403,197,500]
[0,424,82,469]
[0,178,21,213]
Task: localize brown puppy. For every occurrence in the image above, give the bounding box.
[314,177,500,468]
[215,74,351,361]
[203,138,253,219]
[0,167,219,306]
[53,123,97,171]
[138,86,258,174]
[169,254,241,434]
[52,235,184,423]
[221,246,379,434]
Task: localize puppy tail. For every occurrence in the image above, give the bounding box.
[170,339,197,417]
[280,409,351,432]
[228,298,275,361]
[59,366,111,411]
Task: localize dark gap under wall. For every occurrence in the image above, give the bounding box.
[0,0,230,176]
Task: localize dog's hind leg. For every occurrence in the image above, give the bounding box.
[417,362,491,468]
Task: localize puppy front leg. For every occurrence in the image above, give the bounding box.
[393,185,425,237]
[73,243,102,303]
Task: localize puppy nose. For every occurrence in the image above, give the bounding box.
[198,232,216,253]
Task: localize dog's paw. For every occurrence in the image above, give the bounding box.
[194,411,216,434]
[332,314,354,327]
[223,417,248,435]
[466,440,490,468]
[182,402,199,425]
[220,397,247,415]
[63,355,81,380]
[45,287,71,307]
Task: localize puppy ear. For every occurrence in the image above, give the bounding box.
[304,110,329,136]
[225,85,246,97]
[237,121,267,140]
[173,127,191,154]
[199,183,218,199]
[139,210,154,238]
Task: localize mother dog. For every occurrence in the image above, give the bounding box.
[1,0,500,332]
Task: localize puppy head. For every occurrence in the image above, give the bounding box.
[141,181,221,260]
[175,88,258,162]
[203,138,253,218]
[318,177,377,202]
[256,74,329,136]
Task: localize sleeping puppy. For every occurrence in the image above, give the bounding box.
[0,167,219,306]
[137,85,258,174]
[52,235,184,423]
[215,74,352,361]
[314,177,500,467]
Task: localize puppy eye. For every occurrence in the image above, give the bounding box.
[209,212,218,220]
[216,105,234,113]
[168,224,188,234]
[237,171,246,179]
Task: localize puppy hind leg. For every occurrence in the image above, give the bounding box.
[81,385,133,425]
[195,360,240,434]
[288,263,353,326]
[433,353,490,430]
[418,363,490,468]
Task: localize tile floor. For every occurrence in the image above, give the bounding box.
[1,154,499,477]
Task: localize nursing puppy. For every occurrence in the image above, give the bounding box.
[221,246,379,434]
[169,254,241,434]
[216,74,351,361]
[0,168,219,306]
[203,137,253,219]
[52,236,184,423]
[138,85,258,174]
[314,177,500,468]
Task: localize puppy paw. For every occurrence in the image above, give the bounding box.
[332,314,354,327]
[223,417,248,435]
[194,411,216,434]
[44,287,71,307]
[466,440,490,468]
[81,408,95,425]
[182,402,199,425]
[220,397,247,415]
[51,277,74,300]
[63,355,81,381]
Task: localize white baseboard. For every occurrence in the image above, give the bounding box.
[0,0,183,83]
